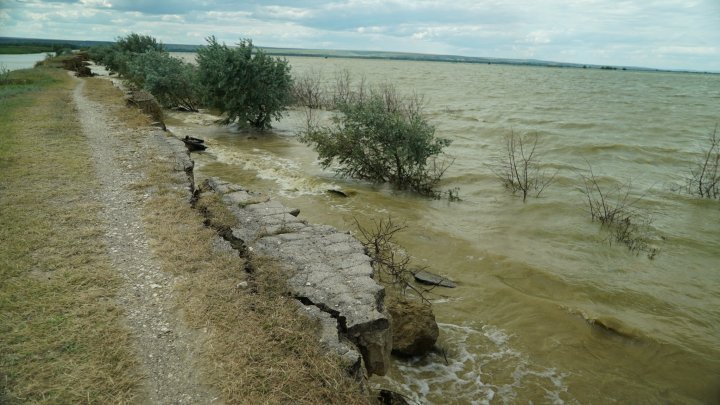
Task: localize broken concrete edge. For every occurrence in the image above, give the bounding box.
[200,176,392,377]
[412,269,457,288]
[155,139,393,380]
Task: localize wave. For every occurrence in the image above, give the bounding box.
[211,148,338,196]
[570,309,645,340]
[373,323,571,404]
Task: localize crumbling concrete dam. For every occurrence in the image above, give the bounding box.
[199,178,392,376]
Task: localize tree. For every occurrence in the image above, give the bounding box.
[196,36,293,129]
[300,84,452,195]
[90,33,164,76]
[115,33,164,54]
[126,51,200,111]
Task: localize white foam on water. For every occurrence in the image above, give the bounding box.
[373,323,571,404]
[211,148,338,196]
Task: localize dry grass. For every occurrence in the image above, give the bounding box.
[84,77,153,129]
[142,169,369,404]
[95,73,370,404]
[0,68,141,403]
[195,191,238,236]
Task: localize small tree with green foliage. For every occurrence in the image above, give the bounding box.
[126,51,200,111]
[196,36,293,129]
[90,33,164,76]
[300,85,452,195]
[115,33,164,54]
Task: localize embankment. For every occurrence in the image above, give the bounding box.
[118,78,394,381]
[196,178,393,377]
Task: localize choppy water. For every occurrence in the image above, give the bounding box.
[168,55,720,403]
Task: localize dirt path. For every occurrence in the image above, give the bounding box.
[71,76,217,404]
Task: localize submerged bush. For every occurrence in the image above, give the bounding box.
[495,131,556,202]
[685,125,719,200]
[300,84,452,195]
[196,36,293,129]
[579,164,660,259]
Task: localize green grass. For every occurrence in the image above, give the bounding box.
[0,67,61,98]
[0,45,55,54]
[0,68,140,403]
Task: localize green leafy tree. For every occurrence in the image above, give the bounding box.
[126,51,200,111]
[90,33,164,76]
[301,85,452,195]
[88,45,126,74]
[196,36,293,129]
[116,33,164,54]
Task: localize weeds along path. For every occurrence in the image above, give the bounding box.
[71,76,216,404]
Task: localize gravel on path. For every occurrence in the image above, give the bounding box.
[71,75,217,404]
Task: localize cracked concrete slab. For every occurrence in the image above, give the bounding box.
[202,178,392,376]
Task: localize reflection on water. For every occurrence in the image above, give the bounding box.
[167,56,720,403]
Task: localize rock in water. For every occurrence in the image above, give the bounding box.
[377,389,410,405]
[386,295,439,356]
[413,269,456,288]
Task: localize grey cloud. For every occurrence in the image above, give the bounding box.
[1,0,718,71]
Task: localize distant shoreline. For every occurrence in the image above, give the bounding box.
[1,36,717,75]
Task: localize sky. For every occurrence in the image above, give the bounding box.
[1,0,719,71]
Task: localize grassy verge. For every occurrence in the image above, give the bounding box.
[85,77,369,403]
[0,68,140,402]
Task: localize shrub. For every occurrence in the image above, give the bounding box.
[89,34,164,76]
[495,131,555,202]
[196,36,293,129]
[88,45,115,66]
[354,217,432,302]
[329,68,368,109]
[685,125,719,199]
[0,64,10,85]
[126,51,200,111]
[300,84,452,195]
[579,164,659,258]
[115,33,164,54]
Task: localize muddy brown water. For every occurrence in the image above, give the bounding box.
[168,55,720,403]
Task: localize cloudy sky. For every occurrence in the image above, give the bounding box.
[1,0,718,71]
